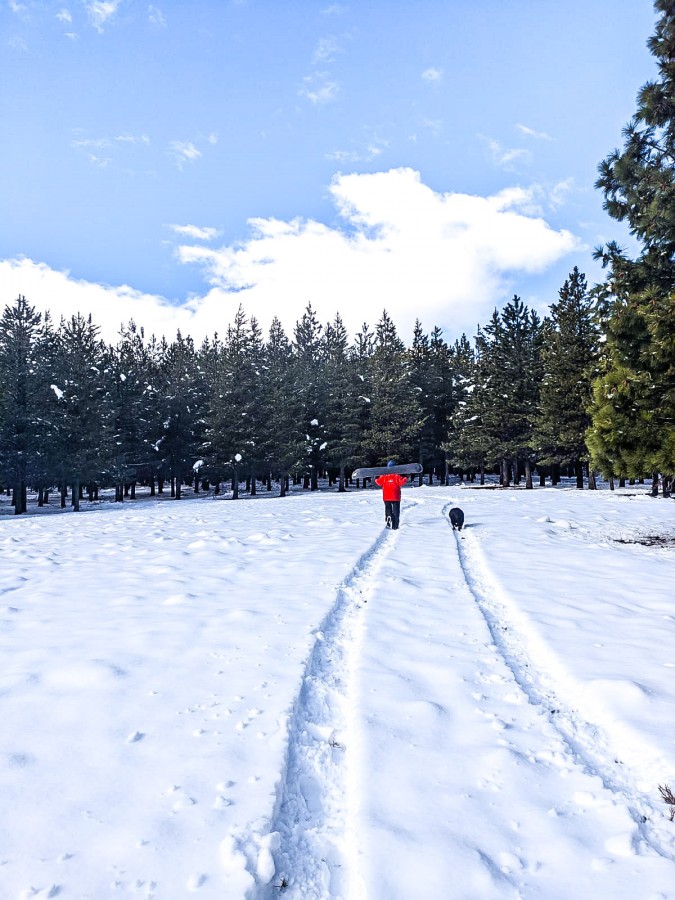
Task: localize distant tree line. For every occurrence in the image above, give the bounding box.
[0,254,670,515]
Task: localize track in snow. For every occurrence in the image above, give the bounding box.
[446,505,675,863]
[260,525,396,898]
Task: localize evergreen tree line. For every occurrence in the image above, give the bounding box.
[2,254,669,515]
[0,297,451,512]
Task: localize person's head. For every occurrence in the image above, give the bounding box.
[387,460,396,467]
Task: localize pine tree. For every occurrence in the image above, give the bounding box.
[536,268,599,487]
[409,323,457,484]
[323,314,364,490]
[593,0,675,492]
[261,317,304,496]
[454,298,543,487]
[109,321,158,500]
[203,306,264,498]
[445,335,489,482]
[359,310,424,464]
[0,297,49,513]
[294,304,328,491]
[51,313,109,510]
[156,332,205,499]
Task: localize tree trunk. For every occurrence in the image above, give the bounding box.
[280,472,287,498]
[250,474,257,496]
[176,478,182,500]
[130,482,136,500]
[525,456,533,489]
[170,477,175,498]
[60,482,67,509]
[663,475,672,498]
[232,467,239,500]
[480,464,485,486]
[72,480,80,512]
[501,458,510,487]
[588,469,597,490]
[13,479,25,514]
[575,460,584,490]
[267,473,272,491]
[651,472,659,497]
[338,464,347,492]
[619,477,626,488]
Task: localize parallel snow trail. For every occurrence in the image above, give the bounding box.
[353,496,675,899]
[454,515,675,863]
[258,526,394,898]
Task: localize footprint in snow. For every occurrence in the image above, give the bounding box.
[187,873,208,890]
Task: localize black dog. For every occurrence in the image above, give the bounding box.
[449,507,465,531]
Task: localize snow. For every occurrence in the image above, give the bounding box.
[1,483,674,898]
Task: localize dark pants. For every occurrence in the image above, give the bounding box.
[384,500,401,529]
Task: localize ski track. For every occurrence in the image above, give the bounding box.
[257,524,395,898]
[447,502,675,863]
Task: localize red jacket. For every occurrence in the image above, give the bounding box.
[375,473,408,501]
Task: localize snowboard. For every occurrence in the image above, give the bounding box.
[352,463,422,479]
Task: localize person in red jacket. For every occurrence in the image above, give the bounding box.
[374,460,408,530]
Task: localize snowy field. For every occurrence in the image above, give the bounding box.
[1,481,674,899]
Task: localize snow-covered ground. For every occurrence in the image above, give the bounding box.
[1,481,674,899]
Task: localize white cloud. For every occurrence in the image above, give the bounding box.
[299,73,340,105]
[313,36,340,64]
[420,117,443,136]
[8,1,27,17]
[170,141,202,168]
[169,224,221,241]
[56,9,72,23]
[0,170,580,346]
[8,36,29,52]
[174,168,580,339]
[422,67,443,83]
[148,5,166,28]
[0,258,198,344]
[115,133,150,144]
[87,154,112,168]
[548,177,575,209]
[85,0,122,32]
[516,123,553,141]
[72,136,110,150]
[484,137,531,170]
[325,136,388,164]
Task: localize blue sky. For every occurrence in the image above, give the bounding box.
[1,0,658,343]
